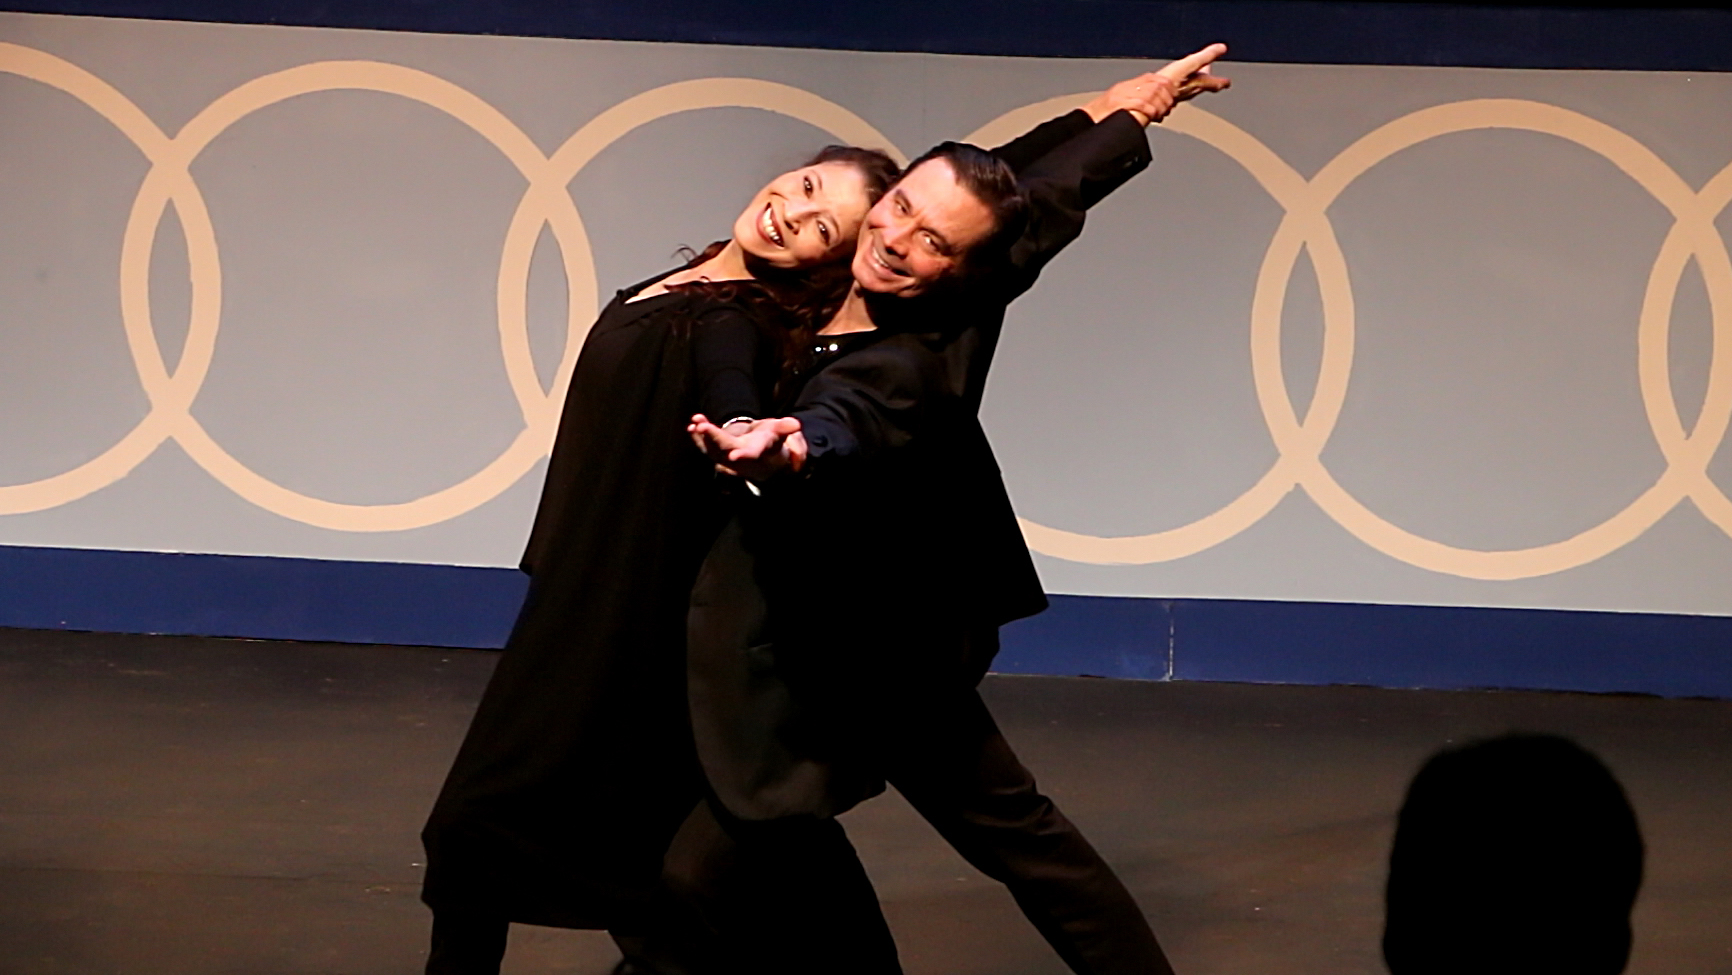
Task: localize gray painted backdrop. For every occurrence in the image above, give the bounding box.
[4,12,1732,616]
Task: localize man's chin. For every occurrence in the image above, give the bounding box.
[866,285,920,301]
[855,272,921,299]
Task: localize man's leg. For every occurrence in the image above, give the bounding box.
[661,797,903,975]
[425,905,713,975]
[878,634,1175,975]
[609,925,713,975]
[608,885,728,975]
[425,910,509,975]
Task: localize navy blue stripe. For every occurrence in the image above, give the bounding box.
[997,595,1732,699]
[4,0,1731,72]
[0,544,527,649]
[5,544,1732,698]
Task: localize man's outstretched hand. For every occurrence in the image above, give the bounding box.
[688,414,808,482]
[1084,42,1231,126]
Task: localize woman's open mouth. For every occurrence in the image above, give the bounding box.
[759,204,785,247]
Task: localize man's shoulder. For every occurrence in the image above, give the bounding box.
[817,329,944,377]
[784,330,953,411]
[873,286,1010,343]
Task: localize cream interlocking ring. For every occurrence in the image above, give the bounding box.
[0,44,900,530]
[6,43,1730,580]
[985,96,1732,580]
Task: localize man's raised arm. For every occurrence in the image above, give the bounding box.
[1001,43,1232,294]
[1082,43,1231,126]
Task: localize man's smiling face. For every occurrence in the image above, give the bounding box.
[850,158,996,299]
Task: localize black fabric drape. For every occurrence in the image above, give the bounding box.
[421,280,771,930]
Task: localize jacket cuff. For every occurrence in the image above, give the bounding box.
[1103,109,1155,169]
[792,412,854,470]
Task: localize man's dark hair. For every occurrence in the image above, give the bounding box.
[902,141,1029,279]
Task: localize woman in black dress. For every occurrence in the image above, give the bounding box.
[420,145,899,975]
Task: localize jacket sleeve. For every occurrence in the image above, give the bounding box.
[1001,109,1154,298]
[989,108,1095,174]
[786,338,948,474]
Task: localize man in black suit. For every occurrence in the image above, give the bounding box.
[678,45,1230,975]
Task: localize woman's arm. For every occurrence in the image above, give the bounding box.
[691,304,770,426]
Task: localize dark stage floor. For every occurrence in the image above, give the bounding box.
[1,628,1728,975]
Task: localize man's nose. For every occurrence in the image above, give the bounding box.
[880,218,911,255]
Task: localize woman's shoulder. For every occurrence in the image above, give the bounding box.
[593,285,775,349]
[668,280,789,323]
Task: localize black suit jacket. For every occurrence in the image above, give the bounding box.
[777,109,1154,631]
[685,110,1155,821]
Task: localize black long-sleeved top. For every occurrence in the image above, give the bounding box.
[520,279,769,574]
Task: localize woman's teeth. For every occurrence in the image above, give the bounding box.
[760,205,784,246]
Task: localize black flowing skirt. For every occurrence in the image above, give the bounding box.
[420,284,759,930]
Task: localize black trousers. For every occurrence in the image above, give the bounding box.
[660,797,902,975]
[427,694,1170,975]
[424,899,720,975]
[424,910,509,975]
[883,680,1173,975]
[673,631,1175,975]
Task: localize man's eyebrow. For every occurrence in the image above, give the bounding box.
[895,188,954,252]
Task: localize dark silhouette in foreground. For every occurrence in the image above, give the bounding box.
[1384,733,1643,975]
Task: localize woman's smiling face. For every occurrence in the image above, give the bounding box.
[732,161,873,269]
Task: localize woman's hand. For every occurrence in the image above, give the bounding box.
[1084,43,1231,126]
[688,414,808,480]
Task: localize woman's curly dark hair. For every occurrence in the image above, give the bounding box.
[671,145,900,396]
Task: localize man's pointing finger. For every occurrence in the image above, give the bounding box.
[1157,42,1228,82]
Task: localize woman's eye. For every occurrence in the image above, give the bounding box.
[803,176,813,195]
[819,224,831,243]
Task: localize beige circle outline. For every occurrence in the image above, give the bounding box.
[1015,98,1732,580]
[998,98,1357,566]
[1290,100,1732,580]
[1639,161,1732,536]
[130,60,586,531]
[0,42,203,514]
